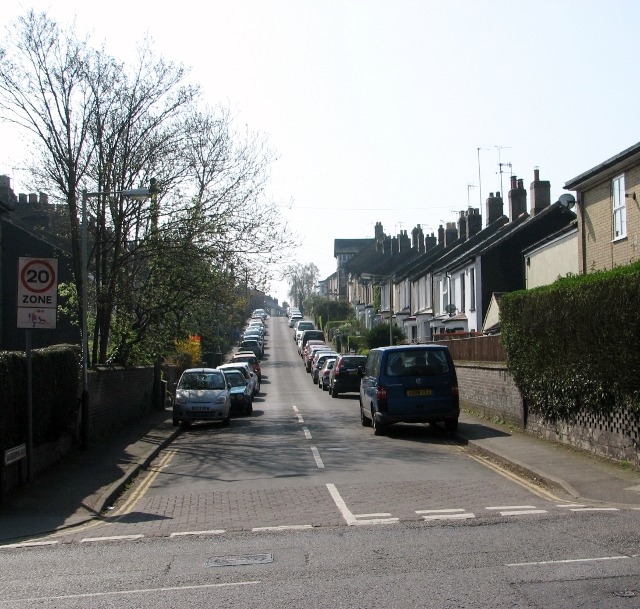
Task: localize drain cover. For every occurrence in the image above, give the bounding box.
[206,553,273,567]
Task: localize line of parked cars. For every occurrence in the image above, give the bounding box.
[172,309,267,429]
[296,314,460,437]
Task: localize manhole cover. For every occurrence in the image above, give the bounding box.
[613,591,637,598]
[206,553,273,567]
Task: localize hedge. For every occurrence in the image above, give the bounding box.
[0,345,80,453]
[501,261,640,420]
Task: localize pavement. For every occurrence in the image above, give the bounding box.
[1,405,639,545]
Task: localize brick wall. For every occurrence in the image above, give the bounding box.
[456,361,524,427]
[457,360,640,464]
[88,366,154,438]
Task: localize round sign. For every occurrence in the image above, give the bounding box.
[20,259,57,294]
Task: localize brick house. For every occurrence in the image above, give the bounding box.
[565,141,640,273]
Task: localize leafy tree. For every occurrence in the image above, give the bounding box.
[285,262,319,309]
[366,323,405,349]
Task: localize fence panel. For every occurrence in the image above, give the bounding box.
[428,334,505,362]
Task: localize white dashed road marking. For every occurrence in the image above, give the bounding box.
[570,507,619,512]
[297,414,305,423]
[169,530,225,537]
[302,426,312,439]
[416,508,476,521]
[310,446,325,468]
[0,540,59,549]
[252,525,313,532]
[292,405,299,412]
[507,556,630,567]
[499,509,548,516]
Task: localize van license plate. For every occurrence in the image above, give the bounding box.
[406,389,432,397]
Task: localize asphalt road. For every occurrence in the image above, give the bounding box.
[1,317,639,607]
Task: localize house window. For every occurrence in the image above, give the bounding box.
[613,174,627,239]
[469,268,476,310]
[460,273,466,313]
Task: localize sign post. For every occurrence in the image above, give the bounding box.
[17,257,58,483]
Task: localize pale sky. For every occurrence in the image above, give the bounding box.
[2,1,639,304]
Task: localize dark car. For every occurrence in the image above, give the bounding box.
[222,369,253,415]
[359,345,459,436]
[329,354,368,398]
[239,339,263,359]
[299,330,325,353]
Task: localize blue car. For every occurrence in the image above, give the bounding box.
[222,370,254,416]
[359,345,459,436]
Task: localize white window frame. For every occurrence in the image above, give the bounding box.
[612,174,627,240]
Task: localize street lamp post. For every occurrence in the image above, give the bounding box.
[80,184,153,449]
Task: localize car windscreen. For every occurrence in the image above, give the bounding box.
[223,371,246,387]
[384,349,450,377]
[222,365,249,378]
[234,356,257,364]
[241,340,258,347]
[178,372,226,390]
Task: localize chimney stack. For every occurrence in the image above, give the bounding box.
[458,211,468,241]
[444,222,458,246]
[39,192,49,204]
[424,232,437,251]
[466,208,482,237]
[485,192,504,225]
[375,221,385,252]
[530,166,551,215]
[18,193,27,204]
[399,229,410,251]
[28,193,38,204]
[411,225,419,248]
[508,176,528,221]
[437,224,445,245]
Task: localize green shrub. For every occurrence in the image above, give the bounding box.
[0,345,80,453]
[501,262,640,420]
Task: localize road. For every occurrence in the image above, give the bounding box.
[1,317,639,607]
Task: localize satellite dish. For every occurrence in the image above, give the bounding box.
[445,303,457,315]
[557,194,576,209]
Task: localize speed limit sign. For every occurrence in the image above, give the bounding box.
[17,257,58,329]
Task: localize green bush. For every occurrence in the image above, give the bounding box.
[501,262,640,420]
[366,323,405,349]
[0,345,80,453]
[347,336,367,353]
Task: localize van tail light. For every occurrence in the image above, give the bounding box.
[452,384,460,409]
[376,385,388,412]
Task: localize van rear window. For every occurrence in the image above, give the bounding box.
[385,349,450,377]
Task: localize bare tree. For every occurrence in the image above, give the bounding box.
[286,262,320,307]
[0,10,95,330]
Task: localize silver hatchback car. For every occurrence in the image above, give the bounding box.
[173,368,231,428]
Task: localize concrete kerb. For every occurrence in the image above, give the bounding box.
[455,433,582,500]
[93,426,182,515]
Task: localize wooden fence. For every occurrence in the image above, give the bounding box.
[427,334,505,362]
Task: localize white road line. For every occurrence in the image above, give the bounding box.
[486,505,537,510]
[354,513,392,518]
[297,414,305,423]
[0,581,262,604]
[557,504,585,508]
[507,556,629,567]
[325,483,399,526]
[0,540,59,549]
[422,513,475,521]
[570,507,619,512]
[302,426,312,439]
[81,534,144,543]
[169,530,225,537]
[310,446,325,468]
[416,509,466,514]
[499,509,548,516]
[252,525,313,532]
[292,405,299,412]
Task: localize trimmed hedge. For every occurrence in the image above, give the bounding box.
[501,262,640,420]
[0,345,80,453]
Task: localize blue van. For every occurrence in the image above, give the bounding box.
[359,345,459,436]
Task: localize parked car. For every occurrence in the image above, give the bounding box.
[299,329,326,352]
[173,368,231,428]
[318,358,337,390]
[329,354,368,398]
[301,339,326,358]
[293,320,314,341]
[218,362,260,395]
[252,308,268,320]
[305,346,332,372]
[359,345,459,436]
[239,339,263,359]
[311,351,339,383]
[221,369,253,415]
[289,314,303,328]
[232,352,262,381]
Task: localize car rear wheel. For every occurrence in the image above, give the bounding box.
[445,418,458,436]
[372,411,386,436]
[245,400,253,416]
[360,406,371,427]
[332,388,339,398]
[222,412,231,426]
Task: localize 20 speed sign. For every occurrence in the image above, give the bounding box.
[18,257,58,308]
